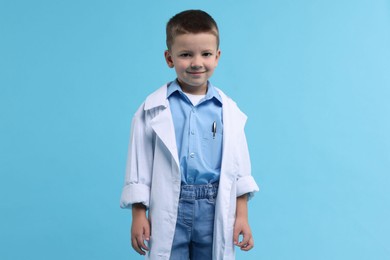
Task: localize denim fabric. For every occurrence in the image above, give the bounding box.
[170,183,219,260]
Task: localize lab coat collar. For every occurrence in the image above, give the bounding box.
[144,84,169,111]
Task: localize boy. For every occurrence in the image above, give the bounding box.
[120,10,259,260]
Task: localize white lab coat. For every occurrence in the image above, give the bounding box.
[120,84,259,260]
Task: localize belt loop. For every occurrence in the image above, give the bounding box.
[207,183,214,199]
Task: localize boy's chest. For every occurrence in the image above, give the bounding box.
[169,96,224,182]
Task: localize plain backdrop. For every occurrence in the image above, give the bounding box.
[1,0,389,259]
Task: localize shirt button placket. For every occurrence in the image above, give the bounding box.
[188,107,196,184]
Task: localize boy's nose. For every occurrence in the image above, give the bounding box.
[190,56,203,69]
[190,64,202,70]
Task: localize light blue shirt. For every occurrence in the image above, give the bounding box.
[167,80,223,185]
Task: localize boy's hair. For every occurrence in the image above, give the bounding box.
[166,10,219,50]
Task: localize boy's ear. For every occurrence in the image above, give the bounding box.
[164,50,174,68]
[215,49,221,66]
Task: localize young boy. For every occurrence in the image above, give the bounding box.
[120,10,259,259]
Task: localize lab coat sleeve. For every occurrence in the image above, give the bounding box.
[120,106,154,209]
[235,128,259,200]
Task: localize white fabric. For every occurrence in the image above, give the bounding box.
[120,84,259,260]
[183,92,205,106]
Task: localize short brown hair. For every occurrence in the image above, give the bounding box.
[166,10,219,50]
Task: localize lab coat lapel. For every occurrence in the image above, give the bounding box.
[145,84,180,168]
[150,107,180,168]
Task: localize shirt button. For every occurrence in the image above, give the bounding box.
[191,130,195,135]
[189,153,195,158]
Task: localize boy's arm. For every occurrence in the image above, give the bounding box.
[131,203,150,255]
[120,106,154,255]
[120,107,154,209]
[233,193,254,251]
[232,117,258,251]
[235,130,259,199]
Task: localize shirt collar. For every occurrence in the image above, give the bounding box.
[167,79,223,104]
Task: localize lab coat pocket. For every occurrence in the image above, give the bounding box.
[202,131,223,170]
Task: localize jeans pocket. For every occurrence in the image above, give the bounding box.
[178,199,193,227]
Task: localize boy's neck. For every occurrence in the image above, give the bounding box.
[177,80,208,95]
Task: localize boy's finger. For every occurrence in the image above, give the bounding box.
[131,237,145,255]
[240,237,254,251]
[237,233,251,247]
[139,226,150,251]
[139,236,150,251]
[233,228,240,245]
[144,224,151,241]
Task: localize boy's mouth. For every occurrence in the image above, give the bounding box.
[187,71,206,75]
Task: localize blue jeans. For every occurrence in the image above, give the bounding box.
[170,183,219,260]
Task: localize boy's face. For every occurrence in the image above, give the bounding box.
[164,33,220,95]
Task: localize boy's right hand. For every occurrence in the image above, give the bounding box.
[131,203,150,255]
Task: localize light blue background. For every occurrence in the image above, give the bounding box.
[1,0,389,259]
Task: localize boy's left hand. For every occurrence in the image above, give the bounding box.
[233,216,254,251]
[234,194,254,251]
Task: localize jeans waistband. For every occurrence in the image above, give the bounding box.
[179,182,219,200]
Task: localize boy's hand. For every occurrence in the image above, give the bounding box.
[233,194,254,251]
[233,215,254,251]
[131,203,150,255]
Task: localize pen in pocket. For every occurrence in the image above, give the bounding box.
[212,121,216,138]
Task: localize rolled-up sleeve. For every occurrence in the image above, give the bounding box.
[235,128,259,200]
[120,106,154,209]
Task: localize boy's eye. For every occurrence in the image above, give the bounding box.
[202,52,213,57]
[179,53,191,57]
